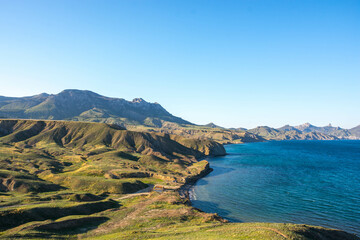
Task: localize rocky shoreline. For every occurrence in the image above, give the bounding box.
[178,163,213,202]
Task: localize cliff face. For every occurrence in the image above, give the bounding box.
[169,134,226,156]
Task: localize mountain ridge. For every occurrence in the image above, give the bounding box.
[1,90,359,141]
[248,122,359,140]
[0,89,191,128]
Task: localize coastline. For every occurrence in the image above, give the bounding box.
[178,166,213,200]
[176,165,231,223]
[185,141,360,237]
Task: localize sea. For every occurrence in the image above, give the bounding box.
[190,140,360,236]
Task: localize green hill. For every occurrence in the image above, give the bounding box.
[0,119,225,194]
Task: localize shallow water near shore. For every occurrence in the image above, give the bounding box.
[190,140,360,235]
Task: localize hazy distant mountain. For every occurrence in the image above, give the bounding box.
[294,123,354,139]
[203,122,223,129]
[248,125,340,140]
[0,89,191,127]
[350,125,360,138]
[247,126,281,139]
[249,123,359,140]
[229,127,248,132]
[277,125,302,133]
[294,122,317,132]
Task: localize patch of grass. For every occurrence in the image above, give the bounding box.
[0,199,119,230]
[42,173,148,194]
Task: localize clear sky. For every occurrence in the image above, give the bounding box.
[0,0,359,129]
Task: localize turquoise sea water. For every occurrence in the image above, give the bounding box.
[190,140,360,235]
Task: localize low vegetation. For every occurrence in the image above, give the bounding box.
[0,119,225,195]
[0,191,358,239]
[0,119,358,239]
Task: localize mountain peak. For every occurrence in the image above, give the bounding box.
[132,98,147,103]
[59,89,99,95]
[277,124,299,132]
[34,93,50,98]
[295,122,313,128]
[204,122,222,128]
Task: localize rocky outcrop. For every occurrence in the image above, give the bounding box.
[182,161,212,184]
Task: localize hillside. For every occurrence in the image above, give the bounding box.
[0,120,358,239]
[0,90,190,127]
[128,124,264,144]
[0,119,226,194]
[277,125,302,133]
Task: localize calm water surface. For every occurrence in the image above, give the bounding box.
[190,140,360,235]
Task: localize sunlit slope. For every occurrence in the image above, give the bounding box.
[0,119,225,195]
[0,119,225,159]
[1,191,357,240]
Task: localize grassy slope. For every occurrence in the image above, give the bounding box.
[0,191,358,240]
[0,119,358,239]
[82,192,358,240]
[0,119,225,195]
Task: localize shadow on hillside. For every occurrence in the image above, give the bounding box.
[7,217,110,239]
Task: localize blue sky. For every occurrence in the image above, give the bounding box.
[0,0,359,128]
